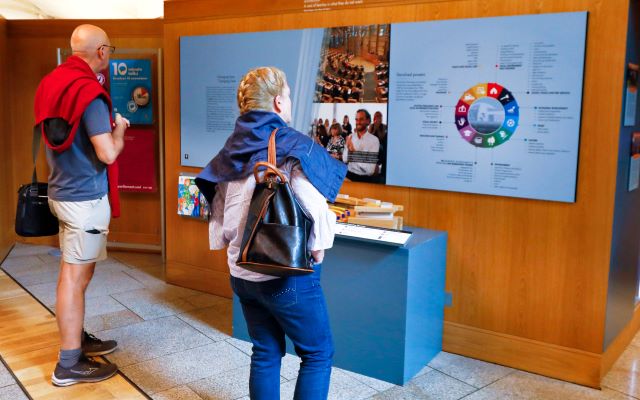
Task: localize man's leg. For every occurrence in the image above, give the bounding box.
[49,196,118,386]
[56,260,95,352]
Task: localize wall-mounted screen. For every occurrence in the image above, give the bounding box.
[180,12,587,202]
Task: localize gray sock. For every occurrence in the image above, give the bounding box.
[58,348,82,368]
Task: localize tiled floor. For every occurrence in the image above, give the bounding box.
[0,359,28,400]
[1,243,639,399]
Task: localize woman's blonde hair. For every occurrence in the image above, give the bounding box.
[237,67,288,115]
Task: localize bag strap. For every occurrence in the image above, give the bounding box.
[253,161,287,183]
[31,125,41,185]
[253,128,287,183]
[268,128,277,165]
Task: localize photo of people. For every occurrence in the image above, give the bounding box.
[314,25,390,104]
[309,103,388,184]
[309,24,391,184]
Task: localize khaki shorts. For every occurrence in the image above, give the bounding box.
[48,195,111,264]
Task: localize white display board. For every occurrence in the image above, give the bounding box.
[335,222,412,246]
[387,12,587,202]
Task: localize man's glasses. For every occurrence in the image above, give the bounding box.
[98,45,116,54]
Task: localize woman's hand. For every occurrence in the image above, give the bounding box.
[311,250,325,264]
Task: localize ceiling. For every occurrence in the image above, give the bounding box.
[0,0,164,19]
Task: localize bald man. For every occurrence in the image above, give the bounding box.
[34,24,128,386]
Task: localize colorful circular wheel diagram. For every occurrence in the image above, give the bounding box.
[454,83,519,148]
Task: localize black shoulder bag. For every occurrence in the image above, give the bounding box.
[236,128,314,277]
[15,126,59,237]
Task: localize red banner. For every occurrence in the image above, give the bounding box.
[117,127,157,192]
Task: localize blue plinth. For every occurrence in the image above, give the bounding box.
[232,226,448,385]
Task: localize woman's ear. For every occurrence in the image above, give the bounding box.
[273,95,282,113]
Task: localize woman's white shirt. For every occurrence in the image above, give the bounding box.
[208,159,336,282]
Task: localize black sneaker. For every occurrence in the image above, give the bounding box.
[51,356,118,387]
[82,331,118,356]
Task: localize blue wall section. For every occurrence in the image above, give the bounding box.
[604,0,640,349]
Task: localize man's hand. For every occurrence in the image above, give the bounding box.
[114,113,130,136]
[90,113,128,165]
[346,135,355,152]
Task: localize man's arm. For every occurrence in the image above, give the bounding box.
[90,113,129,165]
[342,134,354,163]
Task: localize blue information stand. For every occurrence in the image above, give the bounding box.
[232,227,448,385]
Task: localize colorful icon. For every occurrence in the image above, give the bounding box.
[474,84,487,96]
[455,82,519,148]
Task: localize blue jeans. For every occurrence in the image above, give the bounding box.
[231,265,334,400]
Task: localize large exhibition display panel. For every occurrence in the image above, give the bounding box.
[387,12,587,202]
[180,12,587,202]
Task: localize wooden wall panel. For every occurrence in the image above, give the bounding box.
[6,20,163,249]
[165,0,436,22]
[0,17,14,260]
[163,0,627,364]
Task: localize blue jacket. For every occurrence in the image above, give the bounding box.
[195,111,347,204]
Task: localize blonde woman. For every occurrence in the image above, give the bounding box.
[196,67,346,399]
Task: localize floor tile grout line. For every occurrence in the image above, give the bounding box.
[119,268,158,288]
[122,343,252,398]
[107,293,147,323]
[225,338,253,357]
[451,368,519,398]
[102,291,230,329]
[174,312,231,342]
[0,353,33,400]
[105,287,197,315]
[163,364,255,400]
[601,383,640,399]
[35,253,56,265]
[109,254,164,271]
[470,369,518,391]
[169,384,206,400]
[118,339,224,372]
[341,370,398,394]
[426,365,494,391]
[1,263,152,400]
[106,277,207,305]
[102,351,154,400]
[457,387,482,399]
